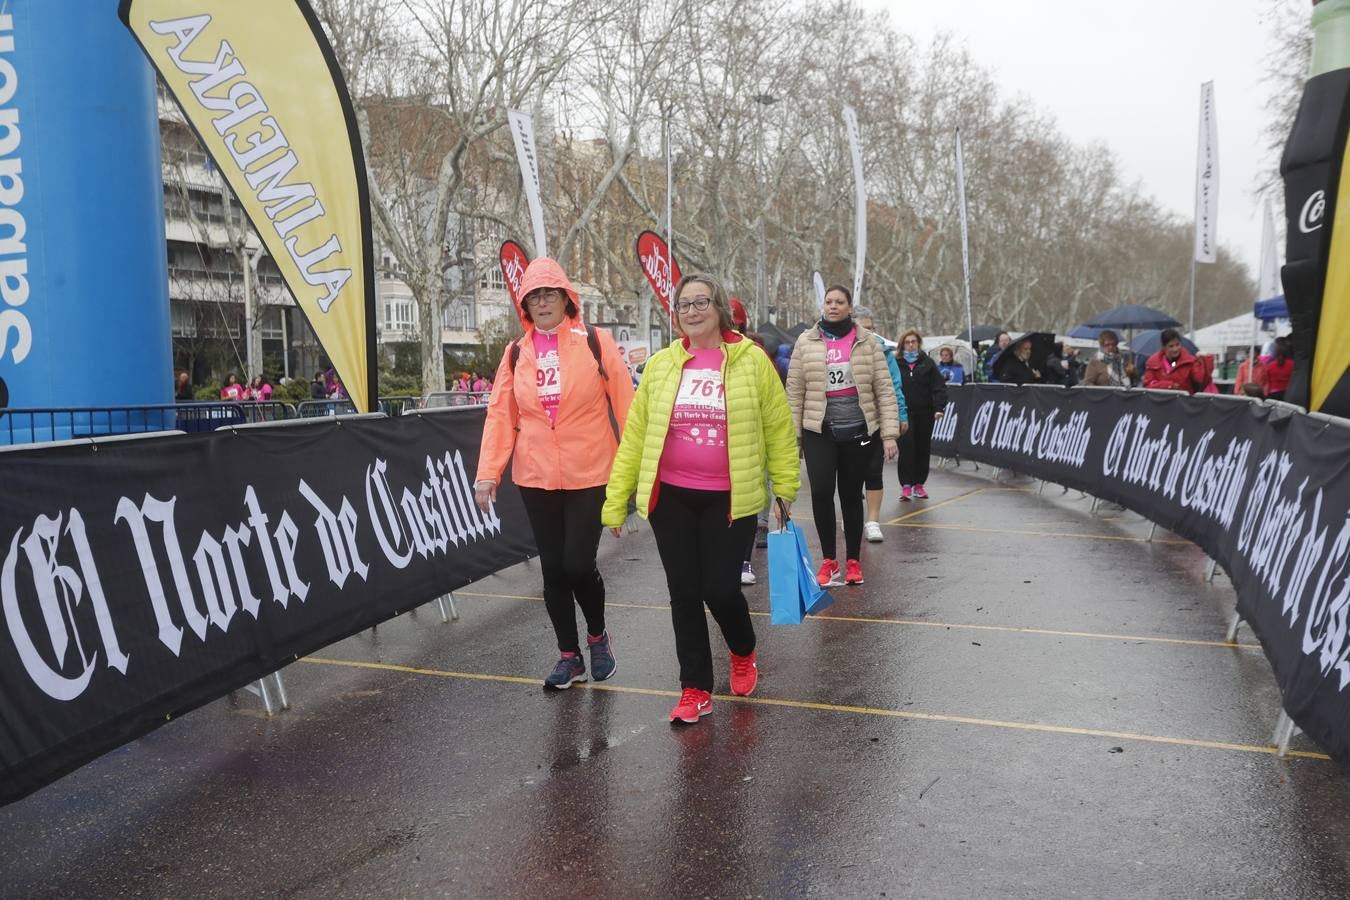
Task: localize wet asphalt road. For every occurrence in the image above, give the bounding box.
[3,460,1350,898]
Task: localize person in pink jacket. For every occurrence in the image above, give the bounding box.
[474,257,635,690]
[220,373,246,401]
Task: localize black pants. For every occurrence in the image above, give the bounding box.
[648,483,757,692]
[802,428,870,561]
[518,485,607,654]
[899,411,935,486]
[863,429,885,491]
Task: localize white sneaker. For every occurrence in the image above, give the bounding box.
[864,521,884,543]
[740,561,756,585]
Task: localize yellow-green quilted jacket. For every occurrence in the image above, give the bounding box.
[602,335,800,526]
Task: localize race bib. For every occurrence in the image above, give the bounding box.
[675,367,725,410]
[671,367,727,446]
[824,335,857,397]
[536,348,561,422]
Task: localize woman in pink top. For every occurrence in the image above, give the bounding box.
[602,273,799,725]
[220,373,246,402]
[249,376,273,402]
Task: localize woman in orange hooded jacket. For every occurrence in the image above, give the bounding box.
[474,258,635,689]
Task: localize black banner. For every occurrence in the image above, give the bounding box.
[0,409,534,805]
[932,384,1350,770]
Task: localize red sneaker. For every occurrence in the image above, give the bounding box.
[669,687,712,724]
[845,558,864,585]
[729,650,759,696]
[816,559,841,586]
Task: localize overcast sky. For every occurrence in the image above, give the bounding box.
[870,0,1295,280]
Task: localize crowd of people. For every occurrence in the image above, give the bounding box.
[175,365,493,407]
[469,256,1010,726]
[958,328,1295,399]
[469,254,1304,729]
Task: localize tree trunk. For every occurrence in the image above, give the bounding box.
[419,277,446,394]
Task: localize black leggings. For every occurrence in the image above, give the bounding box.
[899,411,935,486]
[518,485,607,654]
[801,428,870,561]
[648,483,757,692]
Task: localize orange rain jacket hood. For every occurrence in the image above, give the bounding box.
[477,259,635,491]
[513,257,581,328]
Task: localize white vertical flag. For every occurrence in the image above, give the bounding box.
[1258,197,1280,299]
[508,109,548,258]
[812,271,826,314]
[665,116,675,331]
[954,129,975,348]
[842,106,867,303]
[1193,81,1219,263]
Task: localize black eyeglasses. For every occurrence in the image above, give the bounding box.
[676,296,713,313]
[525,290,564,308]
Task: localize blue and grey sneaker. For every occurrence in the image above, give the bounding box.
[544,654,587,690]
[588,632,617,682]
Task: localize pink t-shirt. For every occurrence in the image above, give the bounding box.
[823,330,858,397]
[660,347,731,491]
[533,330,562,424]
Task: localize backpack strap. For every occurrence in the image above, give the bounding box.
[586,325,621,444]
[509,339,522,373]
[585,325,608,379]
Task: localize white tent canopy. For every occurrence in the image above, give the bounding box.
[1192,312,1290,357]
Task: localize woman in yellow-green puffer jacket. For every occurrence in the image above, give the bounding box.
[602,272,799,726]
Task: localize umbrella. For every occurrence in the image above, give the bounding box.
[756,320,792,346]
[1254,295,1288,321]
[1128,329,1197,358]
[931,341,977,373]
[1080,303,1181,331]
[956,324,1006,344]
[784,322,810,342]
[993,332,1057,385]
[1067,324,1107,340]
[752,320,790,356]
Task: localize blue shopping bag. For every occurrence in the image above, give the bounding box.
[767,522,807,625]
[793,523,835,616]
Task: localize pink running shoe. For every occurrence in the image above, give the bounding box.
[913,484,929,499]
[899,485,913,502]
[816,559,841,586]
[670,687,712,724]
[730,650,759,696]
[845,558,864,585]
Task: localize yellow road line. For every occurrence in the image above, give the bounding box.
[891,521,1192,545]
[886,487,988,523]
[454,590,1261,651]
[300,656,1329,762]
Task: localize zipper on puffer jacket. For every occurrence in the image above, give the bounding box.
[723,343,734,525]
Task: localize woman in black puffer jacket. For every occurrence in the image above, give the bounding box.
[895,328,948,501]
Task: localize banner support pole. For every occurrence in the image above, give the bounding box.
[1189,242,1198,339]
[955,129,975,350]
[665,113,674,335]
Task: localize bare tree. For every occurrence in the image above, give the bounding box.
[318,0,601,392]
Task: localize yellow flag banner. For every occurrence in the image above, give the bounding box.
[120,0,376,412]
[1313,135,1350,413]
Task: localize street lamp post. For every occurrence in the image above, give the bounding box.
[753,93,778,328]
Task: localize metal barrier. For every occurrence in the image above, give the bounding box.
[216,411,386,432]
[422,391,491,408]
[0,428,188,454]
[377,395,425,417]
[0,401,296,445]
[296,399,358,418]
